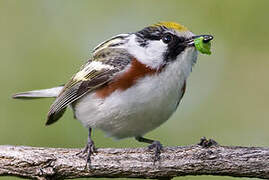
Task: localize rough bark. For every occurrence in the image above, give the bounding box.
[0,142,269,179]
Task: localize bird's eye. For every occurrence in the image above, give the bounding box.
[162,33,173,44]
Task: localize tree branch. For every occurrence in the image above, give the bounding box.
[1,140,269,179]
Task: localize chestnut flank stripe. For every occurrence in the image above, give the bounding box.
[96,59,158,98]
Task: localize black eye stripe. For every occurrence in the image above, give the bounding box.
[164,35,188,61]
[135,26,188,61]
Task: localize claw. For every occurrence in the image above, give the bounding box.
[76,128,96,168]
[135,136,163,164]
[148,141,163,162]
[84,140,96,167]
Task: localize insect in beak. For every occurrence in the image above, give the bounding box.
[186,35,214,47]
[185,35,213,55]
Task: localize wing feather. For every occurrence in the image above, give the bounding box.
[46,48,132,125]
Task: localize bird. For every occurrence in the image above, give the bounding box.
[13,22,213,165]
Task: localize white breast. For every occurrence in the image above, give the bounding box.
[74,47,197,139]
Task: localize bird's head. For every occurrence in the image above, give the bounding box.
[93,22,213,71]
[128,22,213,70]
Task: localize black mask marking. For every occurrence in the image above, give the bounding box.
[135,26,188,62]
[164,35,187,62]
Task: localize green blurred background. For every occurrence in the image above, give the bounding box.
[1,0,269,180]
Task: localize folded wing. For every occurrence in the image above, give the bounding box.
[47,48,132,125]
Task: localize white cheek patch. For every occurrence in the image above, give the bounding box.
[127,34,167,69]
[145,40,167,67]
[74,61,114,81]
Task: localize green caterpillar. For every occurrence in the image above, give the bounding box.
[194,37,212,55]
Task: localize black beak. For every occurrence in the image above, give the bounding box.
[186,35,213,46]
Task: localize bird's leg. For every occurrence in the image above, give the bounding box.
[135,136,163,162]
[77,128,96,167]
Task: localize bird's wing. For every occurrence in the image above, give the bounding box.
[47,48,133,125]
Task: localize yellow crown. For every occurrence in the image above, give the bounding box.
[153,22,188,32]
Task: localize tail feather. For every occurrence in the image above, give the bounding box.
[12,86,63,99]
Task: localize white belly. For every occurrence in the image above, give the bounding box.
[74,48,196,139]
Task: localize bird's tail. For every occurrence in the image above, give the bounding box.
[12,86,64,99]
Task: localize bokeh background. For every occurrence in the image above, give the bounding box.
[1,0,269,180]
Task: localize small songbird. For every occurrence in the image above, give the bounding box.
[13,22,213,164]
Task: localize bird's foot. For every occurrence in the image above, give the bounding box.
[77,139,96,168]
[148,141,163,163]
